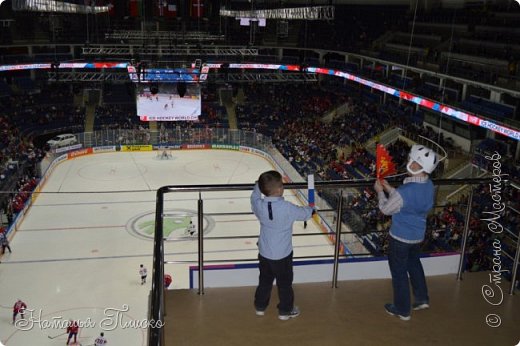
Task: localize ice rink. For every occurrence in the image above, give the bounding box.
[0,150,334,346]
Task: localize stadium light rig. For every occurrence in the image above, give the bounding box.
[219,5,334,21]
[12,0,110,14]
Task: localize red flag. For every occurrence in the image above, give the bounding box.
[376,144,397,179]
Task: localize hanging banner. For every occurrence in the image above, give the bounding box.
[166,2,177,17]
[129,0,142,17]
[191,0,204,18]
[157,0,164,16]
[107,0,115,16]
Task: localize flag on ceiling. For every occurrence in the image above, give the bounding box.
[190,0,204,18]
[157,0,164,16]
[107,0,115,16]
[166,0,177,17]
[130,0,143,17]
[157,0,177,17]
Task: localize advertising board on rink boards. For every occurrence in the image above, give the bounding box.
[180,144,210,149]
[154,145,181,150]
[240,146,271,161]
[211,144,239,150]
[55,143,82,154]
[67,148,93,159]
[54,154,68,165]
[121,145,153,151]
[93,146,116,153]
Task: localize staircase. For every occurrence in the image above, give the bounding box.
[283,21,301,47]
[261,21,301,47]
[364,127,403,155]
[371,31,394,51]
[79,89,100,133]
[322,101,350,123]
[84,104,96,133]
[225,101,237,129]
[217,87,237,129]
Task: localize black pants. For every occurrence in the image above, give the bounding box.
[254,252,294,314]
[2,244,11,254]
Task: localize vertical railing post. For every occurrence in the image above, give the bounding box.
[198,192,205,295]
[457,186,474,281]
[149,188,165,346]
[332,190,344,288]
[510,229,520,295]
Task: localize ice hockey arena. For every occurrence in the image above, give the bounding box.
[0,0,519,345]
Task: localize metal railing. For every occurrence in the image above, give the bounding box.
[148,176,511,346]
[504,182,520,296]
[34,128,517,345]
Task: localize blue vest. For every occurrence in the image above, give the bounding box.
[390,180,434,243]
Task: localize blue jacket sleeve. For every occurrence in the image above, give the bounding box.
[250,183,262,216]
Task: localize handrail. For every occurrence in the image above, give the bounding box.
[332,189,344,288]
[153,178,491,193]
[197,193,204,296]
[149,177,497,346]
[507,182,520,295]
[148,187,168,345]
[457,186,474,281]
[511,231,520,296]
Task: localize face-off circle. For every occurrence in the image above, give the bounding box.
[126,209,215,240]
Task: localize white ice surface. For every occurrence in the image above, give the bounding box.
[0,150,333,345]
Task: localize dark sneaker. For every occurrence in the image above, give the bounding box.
[384,304,410,321]
[412,302,430,311]
[278,306,300,321]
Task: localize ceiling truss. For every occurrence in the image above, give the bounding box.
[82,46,259,57]
[219,6,334,20]
[105,31,225,42]
[47,71,317,83]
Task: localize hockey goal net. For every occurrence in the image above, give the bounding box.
[156,149,174,160]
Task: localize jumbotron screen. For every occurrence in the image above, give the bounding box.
[136,83,201,121]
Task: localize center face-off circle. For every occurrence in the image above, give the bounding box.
[126,209,215,240]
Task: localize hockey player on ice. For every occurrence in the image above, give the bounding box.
[185,221,196,236]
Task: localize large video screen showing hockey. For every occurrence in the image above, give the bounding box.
[136,83,201,121]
